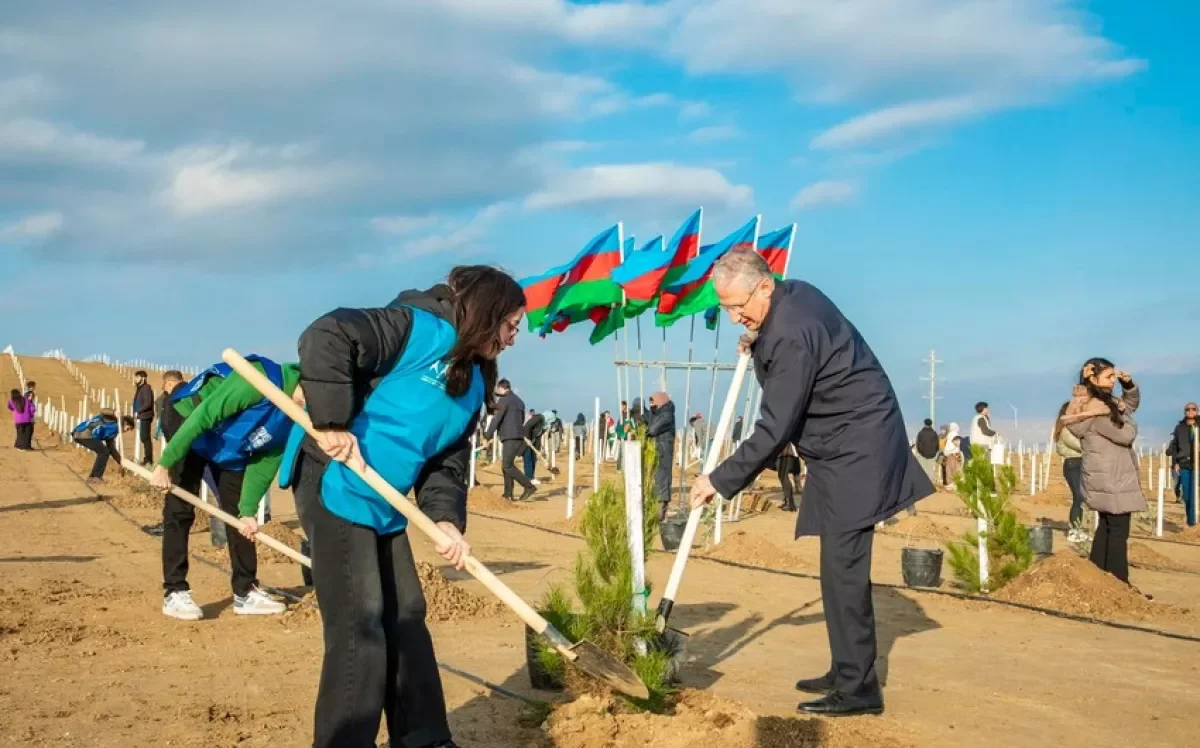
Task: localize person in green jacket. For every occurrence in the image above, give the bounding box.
[148,357,299,621]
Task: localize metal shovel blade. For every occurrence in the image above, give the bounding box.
[565,639,651,701]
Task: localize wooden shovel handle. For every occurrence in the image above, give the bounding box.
[221,349,572,656]
[121,460,311,568]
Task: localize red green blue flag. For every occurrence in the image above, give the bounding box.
[537,224,623,335]
[656,215,760,327]
[757,224,795,278]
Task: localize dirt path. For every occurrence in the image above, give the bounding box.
[3,423,1199,746]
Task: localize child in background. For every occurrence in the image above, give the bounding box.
[7,388,36,450]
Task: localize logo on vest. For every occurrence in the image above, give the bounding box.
[421,360,450,391]
[246,426,273,451]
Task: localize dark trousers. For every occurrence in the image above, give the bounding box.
[293,454,451,748]
[777,455,800,509]
[138,418,154,464]
[1180,469,1197,526]
[161,450,258,597]
[819,526,880,697]
[76,437,120,478]
[1063,458,1085,527]
[501,439,534,497]
[1090,512,1131,583]
[14,423,34,450]
[523,445,536,479]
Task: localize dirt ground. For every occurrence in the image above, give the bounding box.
[4,358,1200,747]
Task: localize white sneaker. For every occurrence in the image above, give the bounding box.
[162,591,203,621]
[234,587,287,616]
[531,478,542,486]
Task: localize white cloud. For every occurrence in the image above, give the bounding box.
[391,202,513,260]
[0,118,145,167]
[525,163,753,211]
[0,75,54,112]
[686,124,740,143]
[790,180,859,210]
[370,214,442,235]
[429,0,668,45]
[679,100,712,120]
[0,211,64,239]
[811,95,994,149]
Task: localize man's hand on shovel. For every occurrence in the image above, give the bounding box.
[149,465,173,490]
[435,522,471,570]
[690,474,717,509]
[316,428,365,472]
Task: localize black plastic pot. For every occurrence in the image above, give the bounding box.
[524,625,565,691]
[1027,525,1054,557]
[901,547,943,588]
[300,538,313,587]
[660,518,688,551]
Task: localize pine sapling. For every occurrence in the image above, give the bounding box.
[946,446,1034,592]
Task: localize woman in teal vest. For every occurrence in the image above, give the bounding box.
[282,265,525,748]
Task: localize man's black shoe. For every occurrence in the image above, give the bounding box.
[518,487,538,502]
[782,503,797,512]
[794,672,835,694]
[797,690,883,717]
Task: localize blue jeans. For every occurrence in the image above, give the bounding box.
[523,446,536,479]
[1181,469,1197,526]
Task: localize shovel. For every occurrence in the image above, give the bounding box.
[523,438,561,477]
[120,460,311,568]
[654,353,751,646]
[222,348,648,700]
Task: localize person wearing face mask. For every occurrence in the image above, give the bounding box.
[279,265,525,748]
[1062,358,1146,587]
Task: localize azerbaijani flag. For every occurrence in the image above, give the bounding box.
[537,224,623,334]
[757,223,796,278]
[520,263,572,332]
[646,209,703,317]
[656,215,760,327]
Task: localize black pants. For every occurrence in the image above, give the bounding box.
[161,450,258,597]
[1063,458,1085,527]
[777,455,800,509]
[76,437,121,478]
[293,454,451,748]
[819,526,880,697]
[1090,511,1131,583]
[501,439,534,497]
[138,418,154,464]
[14,423,34,450]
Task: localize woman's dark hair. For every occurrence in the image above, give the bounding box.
[575,413,586,426]
[1079,356,1123,426]
[444,266,525,405]
[10,388,25,410]
[1053,401,1070,441]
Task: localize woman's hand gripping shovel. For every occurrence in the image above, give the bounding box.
[653,352,751,651]
[222,348,649,700]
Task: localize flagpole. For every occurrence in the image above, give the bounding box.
[614,222,626,421]
[678,315,696,506]
[623,310,632,408]
[660,328,668,391]
[636,316,645,406]
[703,318,720,464]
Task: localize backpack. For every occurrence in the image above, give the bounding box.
[170,354,291,470]
[74,410,118,441]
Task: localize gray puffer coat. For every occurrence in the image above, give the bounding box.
[1066,385,1146,515]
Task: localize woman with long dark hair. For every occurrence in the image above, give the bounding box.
[1063,358,1145,585]
[280,265,525,748]
[1054,401,1087,541]
[8,388,36,450]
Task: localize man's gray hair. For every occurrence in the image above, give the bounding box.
[712,247,772,290]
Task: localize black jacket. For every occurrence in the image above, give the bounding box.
[523,413,546,442]
[647,400,676,457]
[709,280,935,536]
[133,382,155,421]
[295,284,477,532]
[486,391,526,442]
[1167,420,1198,471]
[915,426,939,459]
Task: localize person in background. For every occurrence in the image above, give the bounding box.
[970,402,997,448]
[73,410,135,483]
[646,391,676,520]
[942,423,964,487]
[8,388,36,450]
[630,398,647,428]
[776,442,801,512]
[280,265,523,748]
[1054,402,1088,540]
[133,369,156,466]
[914,418,940,485]
[149,358,296,620]
[23,380,36,402]
[522,408,545,482]
[688,413,704,461]
[1063,358,1146,590]
[547,409,563,455]
[1167,402,1200,527]
[731,416,744,444]
[485,379,536,501]
[572,413,588,457]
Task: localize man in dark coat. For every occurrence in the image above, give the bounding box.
[646,391,676,520]
[133,369,156,465]
[691,248,934,717]
[914,418,940,486]
[485,379,536,501]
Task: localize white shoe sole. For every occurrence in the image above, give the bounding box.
[234,605,286,616]
[162,607,203,621]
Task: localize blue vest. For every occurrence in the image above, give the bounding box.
[287,307,483,534]
[74,415,118,441]
[171,355,292,470]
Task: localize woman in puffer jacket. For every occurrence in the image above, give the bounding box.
[1053,402,1087,542]
[1062,358,1146,587]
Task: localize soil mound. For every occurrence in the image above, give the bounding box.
[255,522,305,565]
[993,554,1187,622]
[1128,542,1183,571]
[883,515,958,543]
[1174,524,1200,544]
[470,484,520,513]
[415,562,506,622]
[699,530,809,572]
[543,691,913,748]
[280,591,321,625]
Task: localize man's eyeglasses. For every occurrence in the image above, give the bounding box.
[721,285,762,314]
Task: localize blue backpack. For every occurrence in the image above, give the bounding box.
[171,354,292,470]
[73,413,119,441]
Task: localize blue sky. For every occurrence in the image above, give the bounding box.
[2,1,1197,445]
